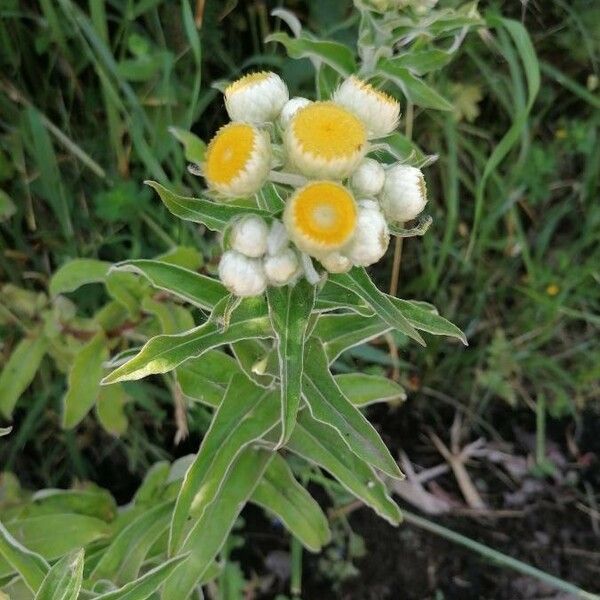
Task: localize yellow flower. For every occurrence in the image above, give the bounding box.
[284,181,358,256]
[284,102,367,179]
[204,122,271,197]
[333,76,400,138]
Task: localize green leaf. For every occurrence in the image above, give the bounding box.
[302,339,401,478]
[141,296,194,334]
[267,279,316,446]
[316,280,372,316]
[35,549,84,600]
[168,127,205,164]
[49,259,111,297]
[62,332,108,429]
[0,189,16,222]
[169,375,279,554]
[265,32,356,76]
[371,131,428,164]
[29,488,117,522]
[94,554,188,600]
[331,268,425,346]
[388,215,433,237]
[105,271,148,317]
[251,454,331,552]
[112,260,227,311]
[162,449,273,599]
[285,412,401,525]
[0,426,12,437]
[0,521,49,593]
[230,339,276,388]
[0,333,47,418]
[103,296,271,384]
[383,50,453,75]
[377,60,453,111]
[96,383,129,436]
[146,181,271,232]
[335,374,406,406]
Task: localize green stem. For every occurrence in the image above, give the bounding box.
[402,510,599,600]
[290,536,302,598]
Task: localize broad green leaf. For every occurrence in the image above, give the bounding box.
[0,333,47,418]
[133,462,171,506]
[377,60,453,111]
[265,32,356,76]
[91,502,173,585]
[316,280,372,316]
[335,374,406,406]
[302,339,401,479]
[29,488,116,521]
[35,549,83,600]
[331,268,425,346]
[103,296,271,384]
[0,189,16,222]
[267,279,316,446]
[146,181,271,232]
[141,296,194,334]
[94,554,188,600]
[96,384,129,436]
[113,260,226,311]
[62,332,108,429]
[162,449,273,599]
[105,271,148,317]
[0,521,49,593]
[168,127,205,164]
[384,50,453,75]
[251,454,330,552]
[169,375,279,554]
[285,412,401,525]
[157,246,204,271]
[49,259,111,297]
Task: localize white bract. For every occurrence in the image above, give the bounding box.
[344,200,390,266]
[266,220,289,256]
[333,76,400,138]
[318,251,352,274]
[351,158,386,197]
[380,164,428,222]
[264,248,300,286]
[225,71,289,124]
[279,97,311,128]
[218,250,267,297]
[229,215,269,258]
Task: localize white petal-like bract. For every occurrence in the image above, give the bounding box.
[380,164,428,222]
[345,200,389,266]
[350,158,386,197]
[229,215,269,258]
[218,250,267,297]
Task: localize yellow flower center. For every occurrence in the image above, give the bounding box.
[350,76,398,108]
[204,123,255,185]
[291,182,357,247]
[291,102,366,160]
[226,72,270,95]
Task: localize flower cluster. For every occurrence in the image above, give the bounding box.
[200,71,428,297]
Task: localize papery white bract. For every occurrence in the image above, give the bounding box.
[351,158,386,197]
[264,248,301,285]
[344,200,390,266]
[230,215,269,258]
[380,164,428,222]
[218,250,267,297]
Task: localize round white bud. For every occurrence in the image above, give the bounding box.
[279,97,311,129]
[229,215,269,258]
[350,158,385,197]
[264,248,300,286]
[218,251,267,297]
[345,200,389,267]
[380,164,428,222]
[266,220,289,256]
[318,252,352,274]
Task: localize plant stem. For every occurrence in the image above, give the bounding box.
[402,510,600,600]
[290,536,302,597]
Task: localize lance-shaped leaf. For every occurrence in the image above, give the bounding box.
[162,449,273,599]
[169,375,279,554]
[314,312,389,363]
[94,554,188,600]
[146,181,271,232]
[103,296,271,384]
[315,280,373,316]
[0,521,49,593]
[0,332,47,418]
[112,260,227,311]
[230,339,275,387]
[267,279,315,446]
[302,338,401,479]
[284,412,402,525]
[335,374,406,406]
[63,332,108,429]
[35,548,84,600]
[331,268,425,346]
[251,454,331,552]
[49,259,111,297]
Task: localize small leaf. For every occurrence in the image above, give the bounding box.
[0,333,47,418]
[63,332,108,429]
[96,383,129,436]
[335,374,406,406]
[146,181,271,232]
[267,279,316,446]
[251,454,331,552]
[383,50,452,75]
[35,549,84,600]
[169,127,206,164]
[49,259,112,297]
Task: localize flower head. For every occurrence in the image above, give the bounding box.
[264,248,301,286]
[284,102,367,179]
[318,251,352,274]
[380,164,427,222]
[279,97,311,129]
[333,76,400,138]
[218,250,267,297]
[229,215,269,258]
[350,158,386,197]
[204,123,271,197]
[225,71,289,124]
[284,181,358,256]
[345,200,389,266]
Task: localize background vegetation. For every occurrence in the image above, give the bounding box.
[1,0,599,598]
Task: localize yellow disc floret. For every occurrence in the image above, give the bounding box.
[284,181,358,255]
[284,102,367,179]
[204,122,271,197]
